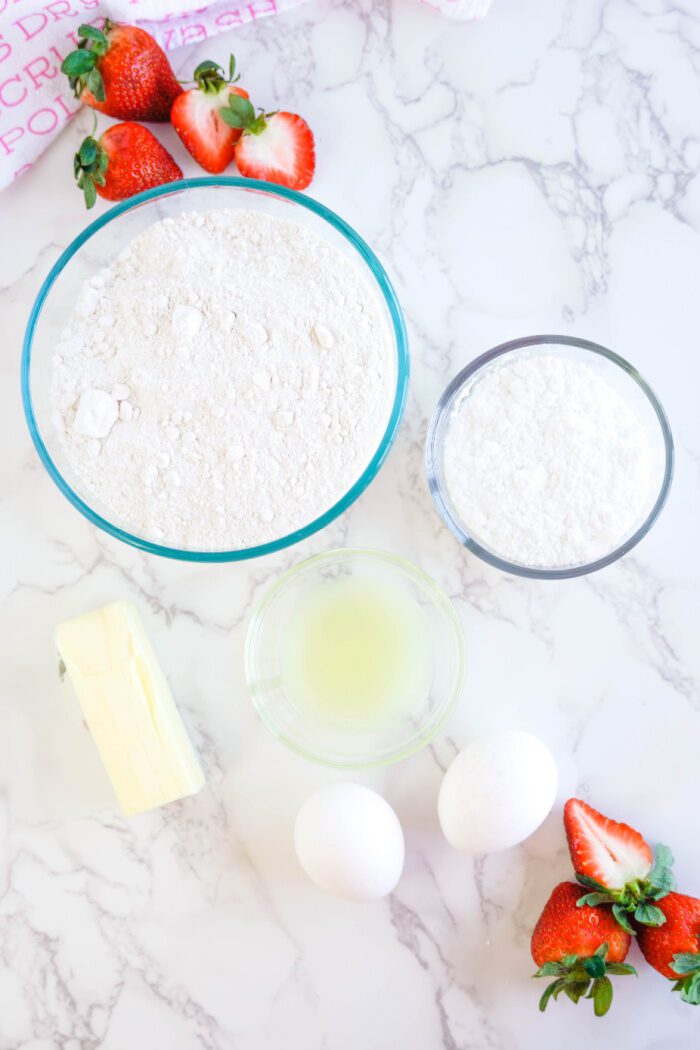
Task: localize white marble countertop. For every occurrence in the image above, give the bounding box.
[1,0,699,1046]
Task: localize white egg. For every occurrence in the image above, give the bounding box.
[294,783,405,902]
[438,730,557,853]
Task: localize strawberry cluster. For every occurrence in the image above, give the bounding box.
[531,799,700,1016]
[63,22,316,209]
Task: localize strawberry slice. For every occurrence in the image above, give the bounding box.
[221,97,315,190]
[171,57,249,175]
[565,798,652,888]
[564,798,675,933]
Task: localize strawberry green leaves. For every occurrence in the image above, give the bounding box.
[220,94,258,129]
[674,974,700,1006]
[582,953,607,979]
[591,976,614,1017]
[534,944,637,1017]
[537,978,567,1012]
[220,95,272,136]
[61,23,109,102]
[672,953,700,975]
[612,904,636,935]
[191,55,239,94]
[62,50,95,77]
[79,24,109,44]
[647,844,676,896]
[193,60,224,92]
[76,137,98,168]
[634,902,667,926]
[85,68,106,102]
[575,844,676,931]
[73,135,108,209]
[671,940,700,1006]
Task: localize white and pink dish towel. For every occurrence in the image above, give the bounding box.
[0,0,491,192]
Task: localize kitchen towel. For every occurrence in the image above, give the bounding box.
[0,0,492,193]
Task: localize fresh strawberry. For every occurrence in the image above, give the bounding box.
[61,21,181,122]
[531,882,636,1016]
[564,798,675,933]
[73,123,182,209]
[221,97,315,190]
[637,893,700,1005]
[171,57,249,174]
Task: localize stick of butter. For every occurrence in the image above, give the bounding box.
[55,600,205,816]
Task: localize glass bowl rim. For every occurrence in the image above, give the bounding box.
[244,547,466,769]
[425,334,675,580]
[21,176,410,563]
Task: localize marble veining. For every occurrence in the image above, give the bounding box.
[1,0,699,1047]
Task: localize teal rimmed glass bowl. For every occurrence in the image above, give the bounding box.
[21,177,409,562]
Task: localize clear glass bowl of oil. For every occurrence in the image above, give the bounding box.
[245,549,466,768]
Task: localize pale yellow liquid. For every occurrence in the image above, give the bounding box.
[281,576,434,730]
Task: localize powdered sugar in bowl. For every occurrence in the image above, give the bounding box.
[22,178,409,561]
[426,336,673,579]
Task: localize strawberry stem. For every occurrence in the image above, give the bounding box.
[61,22,109,101]
[220,97,277,137]
[182,55,241,94]
[534,944,637,1017]
[219,94,258,131]
[73,133,108,209]
[575,844,676,933]
[671,941,700,1006]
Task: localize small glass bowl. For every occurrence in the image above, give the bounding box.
[245,549,466,768]
[21,177,409,562]
[426,335,674,580]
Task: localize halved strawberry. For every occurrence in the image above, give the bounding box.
[221,97,315,190]
[171,57,249,174]
[564,799,675,933]
[565,798,653,888]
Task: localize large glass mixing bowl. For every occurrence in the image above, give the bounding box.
[22,178,409,561]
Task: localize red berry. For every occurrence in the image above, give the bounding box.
[637,893,700,979]
[171,58,249,174]
[62,21,181,123]
[532,882,631,966]
[530,883,636,1017]
[74,123,182,208]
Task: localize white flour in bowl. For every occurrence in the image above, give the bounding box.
[442,354,654,568]
[50,209,396,550]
